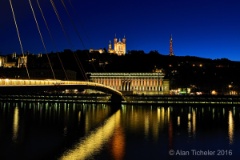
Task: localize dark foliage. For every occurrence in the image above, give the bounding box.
[15,50,240,92]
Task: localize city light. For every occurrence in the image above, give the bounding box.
[60,110,121,160]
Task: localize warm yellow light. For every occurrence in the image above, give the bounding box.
[211,90,217,95]
[228,111,234,144]
[177,116,180,126]
[192,109,196,136]
[12,106,19,142]
[144,115,149,137]
[111,127,125,160]
[188,113,191,121]
[60,110,121,160]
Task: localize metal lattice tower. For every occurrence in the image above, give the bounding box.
[169,34,174,56]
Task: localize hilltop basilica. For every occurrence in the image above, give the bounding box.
[89,35,126,55]
[89,34,175,57]
[108,35,126,55]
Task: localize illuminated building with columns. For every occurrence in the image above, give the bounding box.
[88,72,169,95]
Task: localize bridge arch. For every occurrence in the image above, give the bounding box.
[0,79,124,103]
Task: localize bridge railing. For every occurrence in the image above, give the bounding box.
[0,79,61,86]
[0,79,122,96]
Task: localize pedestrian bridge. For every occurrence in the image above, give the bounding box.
[0,79,123,101]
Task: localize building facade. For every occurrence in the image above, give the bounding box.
[108,35,126,55]
[88,72,169,95]
[0,53,27,68]
[0,56,7,67]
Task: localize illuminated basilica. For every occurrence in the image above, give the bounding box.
[89,35,126,55]
[108,35,126,55]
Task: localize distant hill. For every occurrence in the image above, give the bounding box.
[3,49,240,93]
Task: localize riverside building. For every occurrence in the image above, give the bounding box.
[88,72,169,95]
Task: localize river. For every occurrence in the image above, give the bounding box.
[0,101,239,159]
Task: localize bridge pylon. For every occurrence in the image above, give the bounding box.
[109,94,123,109]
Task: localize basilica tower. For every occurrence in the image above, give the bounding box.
[108,35,126,55]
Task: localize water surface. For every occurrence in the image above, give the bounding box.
[0,101,239,159]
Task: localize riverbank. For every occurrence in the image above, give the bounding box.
[0,93,111,103]
[1,93,240,105]
[123,95,240,105]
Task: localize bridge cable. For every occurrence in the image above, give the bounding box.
[28,0,56,79]
[36,0,69,80]
[8,0,30,79]
[68,0,106,71]
[50,0,87,80]
[67,0,94,51]
[60,0,97,74]
[60,0,94,77]
[52,0,87,80]
[60,0,86,51]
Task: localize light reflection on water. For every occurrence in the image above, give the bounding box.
[228,110,234,144]
[0,102,239,159]
[12,106,19,142]
[60,110,121,160]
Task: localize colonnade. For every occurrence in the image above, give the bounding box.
[89,72,169,95]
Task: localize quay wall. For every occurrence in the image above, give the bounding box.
[123,95,240,105]
[1,93,240,105]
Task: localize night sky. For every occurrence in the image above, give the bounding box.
[1,0,240,61]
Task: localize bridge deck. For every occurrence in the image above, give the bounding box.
[0,79,122,96]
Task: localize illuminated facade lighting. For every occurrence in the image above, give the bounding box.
[88,72,170,95]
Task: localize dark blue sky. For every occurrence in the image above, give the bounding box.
[1,0,240,61]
